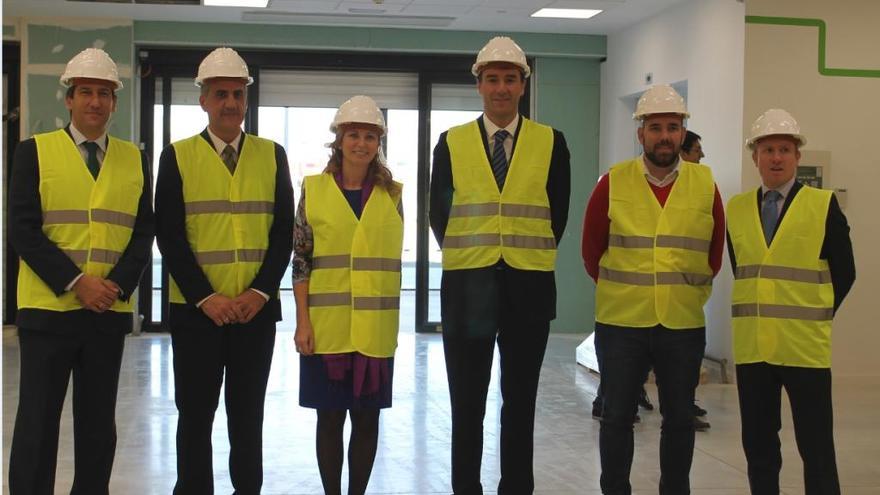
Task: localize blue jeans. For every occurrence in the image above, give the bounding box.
[595,322,705,495]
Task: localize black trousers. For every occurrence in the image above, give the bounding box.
[736,362,840,495]
[9,328,126,495]
[171,319,276,495]
[441,266,551,495]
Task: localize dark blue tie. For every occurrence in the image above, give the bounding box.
[761,190,782,245]
[491,129,509,189]
[83,141,100,179]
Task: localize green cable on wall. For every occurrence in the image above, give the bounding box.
[745,15,880,78]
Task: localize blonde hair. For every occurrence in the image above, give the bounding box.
[323,131,400,197]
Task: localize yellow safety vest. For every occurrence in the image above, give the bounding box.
[18,129,143,312]
[305,173,404,357]
[728,186,834,367]
[169,134,276,303]
[442,118,556,271]
[596,159,715,329]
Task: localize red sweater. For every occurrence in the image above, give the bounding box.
[582,173,726,283]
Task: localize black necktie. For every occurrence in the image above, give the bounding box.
[83,141,100,179]
[491,129,509,189]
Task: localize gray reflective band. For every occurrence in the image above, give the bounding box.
[450,203,497,218]
[502,234,556,249]
[443,233,500,249]
[91,209,136,228]
[185,200,231,214]
[237,249,266,262]
[309,292,352,307]
[313,255,351,270]
[655,235,711,253]
[232,201,274,214]
[656,272,713,286]
[43,210,89,224]
[608,235,654,248]
[735,265,831,284]
[501,204,551,220]
[90,248,122,264]
[195,250,236,265]
[732,303,833,321]
[185,200,274,215]
[599,267,655,286]
[353,296,400,310]
[735,265,762,279]
[352,257,402,272]
[62,249,88,264]
[599,268,712,286]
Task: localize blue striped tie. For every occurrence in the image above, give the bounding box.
[492,129,509,189]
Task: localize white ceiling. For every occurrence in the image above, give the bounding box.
[4,0,691,35]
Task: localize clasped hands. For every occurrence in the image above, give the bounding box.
[73,274,121,313]
[200,290,267,327]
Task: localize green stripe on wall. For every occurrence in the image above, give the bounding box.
[745,15,880,78]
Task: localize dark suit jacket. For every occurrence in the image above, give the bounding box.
[727,181,856,313]
[9,126,155,333]
[155,130,294,328]
[429,116,571,329]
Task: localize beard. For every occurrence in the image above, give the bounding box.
[644,142,680,168]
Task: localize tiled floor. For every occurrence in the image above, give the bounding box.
[3,324,879,494]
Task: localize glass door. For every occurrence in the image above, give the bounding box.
[413,78,483,332]
[141,76,213,330]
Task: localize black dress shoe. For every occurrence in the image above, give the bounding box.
[638,388,654,411]
[592,397,603,419]
[694,416,711,431]
[693,403,708,417]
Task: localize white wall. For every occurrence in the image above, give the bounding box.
[745,0,880,376]
[598,0,745,370]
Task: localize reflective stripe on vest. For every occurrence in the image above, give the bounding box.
[595,159,716,329]
[18,129,142,313]
[306,173,404,358]
[442,118,556,271]
[168,133,276,303]
[728,185,834,367]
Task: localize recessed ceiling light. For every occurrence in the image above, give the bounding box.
[204,0,269,7]
[531,8,602,19]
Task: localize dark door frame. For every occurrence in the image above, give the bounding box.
[135,47,532,333]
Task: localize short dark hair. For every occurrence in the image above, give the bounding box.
[475,63,526,83]
[65,84,117,100]
[682,130,702,152]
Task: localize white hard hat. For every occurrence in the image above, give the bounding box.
[746,108,806,149]
[195,47,253,87]
[471,36,531,78]
[60,48,123,90]
[330,95,387,135]
[633,84,689,120]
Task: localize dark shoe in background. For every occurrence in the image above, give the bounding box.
[694,416,711,431]
[638,388,654,411]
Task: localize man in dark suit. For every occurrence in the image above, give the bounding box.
[429,36,570,494]
[727,108,855,495]
[8,48,154,494]
[154,47,293,493]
